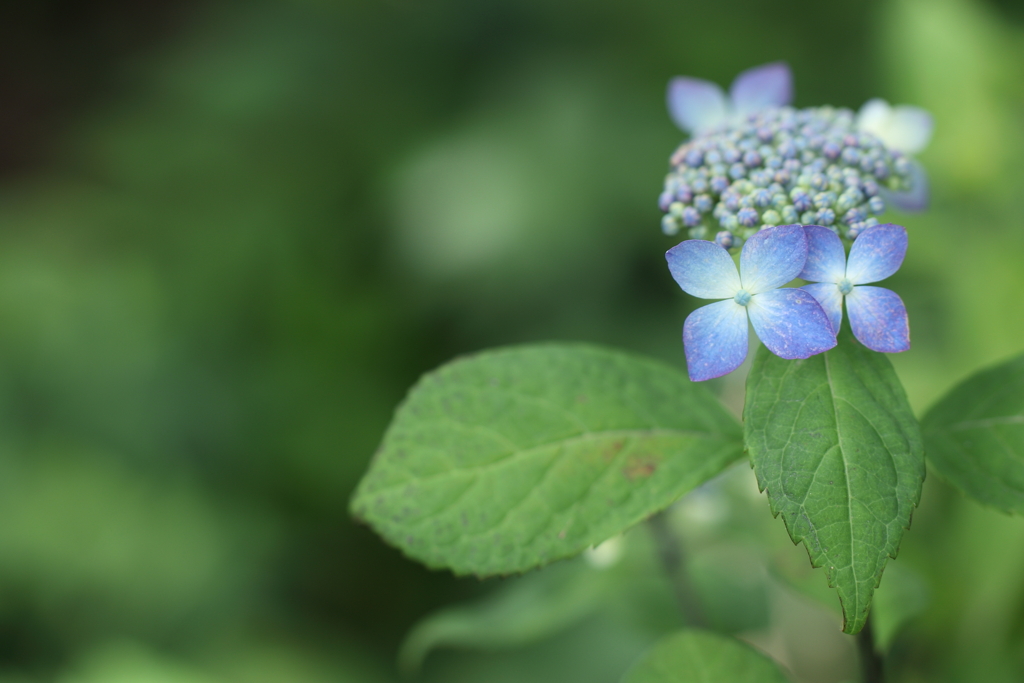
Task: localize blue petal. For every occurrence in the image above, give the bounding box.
[799,225,847,283]
[881,159,929,212]
[847,286,910,353]
[729,62,793,116]
[666,77,728,134]
[666,240,741,300]
[801,282,844,334]
[846,223,907,284]
[747,288,837,359]
[738,224,808,294]
[683,300,749,381]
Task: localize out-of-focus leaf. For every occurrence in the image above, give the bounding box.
[688,545,770,634]
[870,561,929,651]
[210,640,396,683]
[621,630,790,683]
[59,642,221,683]
[351,344,743,576]
[0,447,270,629]
[744,333,925,634]
[922,353,1024,514]
[399,557,615,673]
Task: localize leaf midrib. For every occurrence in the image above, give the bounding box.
[824,351,860,614]
[368,426,738,496]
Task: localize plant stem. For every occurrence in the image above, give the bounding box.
[647,509,706,628]
[857,615,885,683]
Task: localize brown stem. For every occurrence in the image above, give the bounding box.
[647,509,707,628]
[857,615,885,683]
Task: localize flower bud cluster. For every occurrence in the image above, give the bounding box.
[659,106,915,247]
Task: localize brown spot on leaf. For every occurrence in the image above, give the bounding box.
[623,453,660,480]
[601,439,625,462]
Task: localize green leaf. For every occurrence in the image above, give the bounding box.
[621,630,790,683]
[350,343,743,576]
[744,334,925,634]
[921,353,1024,514]
[398,556,614,674]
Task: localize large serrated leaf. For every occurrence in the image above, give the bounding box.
[350,343,743,576]
[744,334,924,634]
[922,352,1024,514]
[621,630,791,683]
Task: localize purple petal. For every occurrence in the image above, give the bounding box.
[738,224,808,294]
[667,77,728,134]
[846,223,907,284]
[683,300,749,382]
[747,288,837,359]
[666,240,741,300]
[847,286,910,353]
[799,225,847,283]
[802,282,844,334]
[881,159,929,212]
[729,62,793,116]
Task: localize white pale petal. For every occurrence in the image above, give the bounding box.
[856,98,934,154]
[856,98,892,135]
[882,105,934,154]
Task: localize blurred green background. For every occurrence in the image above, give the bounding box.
[1,0,1024,681]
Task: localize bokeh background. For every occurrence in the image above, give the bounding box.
[1,0,1024,681]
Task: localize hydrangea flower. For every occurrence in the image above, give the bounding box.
[661,65,933,244]
[667,62,793,135]
[856,99,933,212]
[667,224,837,382]
[800,223,910,353]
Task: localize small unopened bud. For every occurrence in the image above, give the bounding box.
[813,191,837,210]
[682,207,702,226]
[661,214,680,235]
[738,207,760,227]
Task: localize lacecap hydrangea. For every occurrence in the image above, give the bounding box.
[661,63,932,381]
[659,62,932,249]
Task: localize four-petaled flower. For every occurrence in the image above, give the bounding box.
[667,224,837,382]
[667,62,793,135]
[800,224,910,353]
